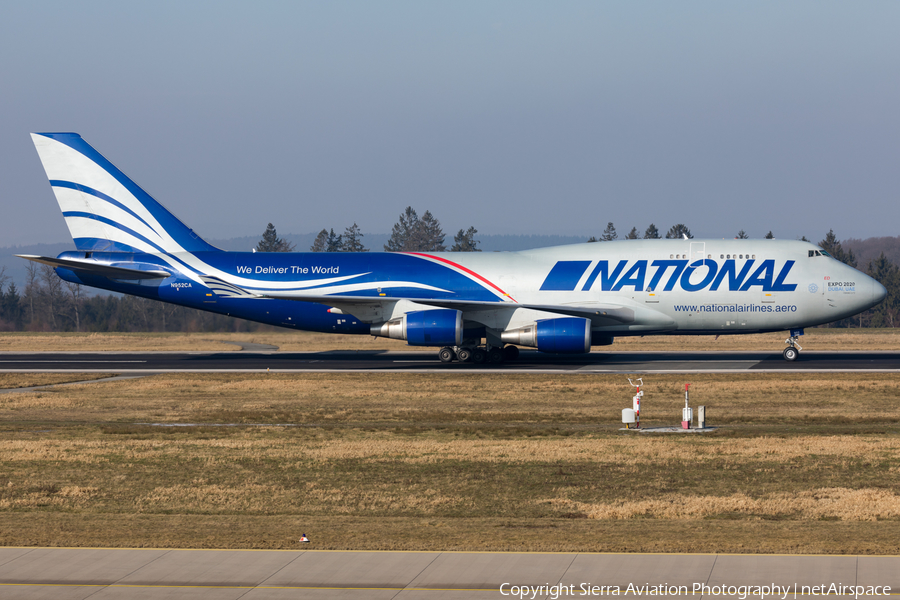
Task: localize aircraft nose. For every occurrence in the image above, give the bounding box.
[873,280,888,305]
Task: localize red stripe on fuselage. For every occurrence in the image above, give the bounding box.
[405,252,517,303]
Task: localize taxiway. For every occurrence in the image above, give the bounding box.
[0,350,898,373]
[0,547,897,599]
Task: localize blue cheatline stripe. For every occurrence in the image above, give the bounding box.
[539,260,591,291]
[50,180,162,238]
[36,133,220,253]
[63,212,168,255]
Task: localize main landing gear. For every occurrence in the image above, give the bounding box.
[438,344,519,365]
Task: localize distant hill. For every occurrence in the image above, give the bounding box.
[844,236,900,270]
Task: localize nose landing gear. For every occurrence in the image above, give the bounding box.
[783,328,804,361]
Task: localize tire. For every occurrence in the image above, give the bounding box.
[487,347,504,364]
[456,347,472,362]
[502,345,520,361]
[438,347,455,363]
[472,348,487,364]
[783,347,799,361]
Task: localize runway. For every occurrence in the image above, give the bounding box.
[0,547,896,599]
[0,350,898,373]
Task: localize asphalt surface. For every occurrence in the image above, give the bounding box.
[0,350,898,373]
[1,548,897,599]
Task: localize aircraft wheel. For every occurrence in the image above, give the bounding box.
[783,347,799,362]
[487,347,504,364]
[472,348,487,364]
[502,345,520,361]
[438,347,456,363]
[456,347,472,362]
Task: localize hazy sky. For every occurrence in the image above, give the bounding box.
[2,1,899,247]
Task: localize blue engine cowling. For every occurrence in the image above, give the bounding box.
[501,317,592,354]
[535,317,591,353]
[370,309,463,346]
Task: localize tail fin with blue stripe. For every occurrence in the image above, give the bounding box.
[31,132,219,254]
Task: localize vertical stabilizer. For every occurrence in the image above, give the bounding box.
[31,133,219,253]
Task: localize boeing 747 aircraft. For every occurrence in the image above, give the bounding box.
[21,133,887,363]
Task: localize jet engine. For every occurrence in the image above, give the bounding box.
[370,309,463,347]
[500,317,591,354]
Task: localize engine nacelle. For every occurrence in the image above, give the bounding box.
[500,317,592,354]
[370,309,463,347]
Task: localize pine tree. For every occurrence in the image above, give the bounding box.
[587,236,598,243]
[736,230,749,239]
[385,207,420,252]
[866,253,898,327]
[665,224,692,239]
[310,229,328,252]
[417,211,445,251]
[819,229,857,267]
[765,231,774,239]
[2,281,22,328]
[625,227,640,239]
[601,222,617,241]
[643,224,660,239]
[451,226,481,252]
[325,229,342,252]
[340,223,367,252]
[385,207,446,251]
[256,223,295,252]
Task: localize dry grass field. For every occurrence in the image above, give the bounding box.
[1,327,899,352]
[2,370,900,553]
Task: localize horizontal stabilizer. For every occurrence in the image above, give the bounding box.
[16,255,172,280]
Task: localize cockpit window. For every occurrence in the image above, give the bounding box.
[809,250,825,257]
[820,250,830,257]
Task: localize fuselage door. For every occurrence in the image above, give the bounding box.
[690,242,706,265]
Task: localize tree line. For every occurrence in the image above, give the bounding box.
[256,208,481,254]
[587,222,784,241]
[0,263,271,333]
